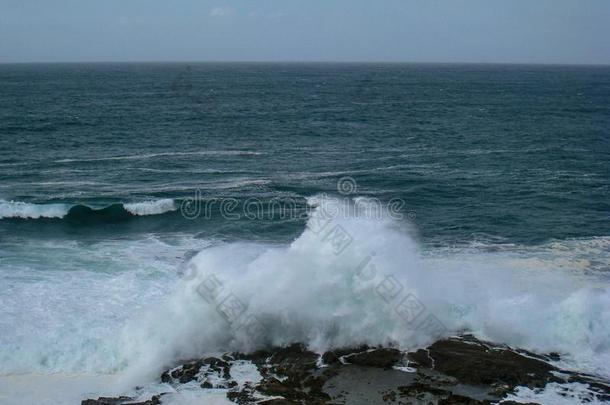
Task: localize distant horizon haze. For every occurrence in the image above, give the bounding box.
[1,0,609,65]
[1,60,610,66]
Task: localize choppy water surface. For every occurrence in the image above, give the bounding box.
[0,63,609,404]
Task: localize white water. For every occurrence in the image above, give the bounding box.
[0,197,608,403]
[0,198,177,219]
[115,197,610,383]
[502,382,609,404]
[0,199,68,219]
[124,199,177,216]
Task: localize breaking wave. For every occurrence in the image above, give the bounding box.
[123,199,177,216]
[116,196,610,385]
[0,200,68,219]
[1,196,608,403]
[0,199,177,221]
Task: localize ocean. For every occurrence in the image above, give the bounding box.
[0,63,609,404]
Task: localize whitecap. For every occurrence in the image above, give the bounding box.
[124,199,177,216]
[0,200,68,219]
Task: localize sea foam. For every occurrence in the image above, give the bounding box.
[124,199,177,216]
[1,196,608,404]
[117,196,610,386]
[0,199,177,219]
[0,199,68,219]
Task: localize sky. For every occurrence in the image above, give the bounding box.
[1,0,609,64]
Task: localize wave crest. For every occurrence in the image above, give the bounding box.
[0,200,68,219]
[124,199,176,216]
[0,199,177,221]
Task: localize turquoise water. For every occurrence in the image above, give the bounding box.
[0,63,609,403]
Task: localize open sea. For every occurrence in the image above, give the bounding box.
[0,63,609,404]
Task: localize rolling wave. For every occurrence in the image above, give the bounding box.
[0,199,177,221]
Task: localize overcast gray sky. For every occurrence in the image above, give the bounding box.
[1,0,609,64]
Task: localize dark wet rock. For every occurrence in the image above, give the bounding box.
[160,356,232,386]
[244,344,333,404]
[233,348,273,365]
[203,356,232,379]
[226,383,259,404]
[410,337,556,390]
[331,345,371,357]
[236,339,606,403]
[81,395,162,405]
[345,348,401,368]
[226,389,251,404]
[203,356,229,369]
[321,351,340,365]
[160,370,172,383]
[515,347,563,364]
[438,393,491,404]
[259,377,300,397]
[565,374,610,402]
[82,397,132,405]
[269,343,319,372]
[167,359,205,383]
[83,335,610,405]
[257,400,301,405]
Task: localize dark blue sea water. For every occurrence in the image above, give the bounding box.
[0,63,609,403]
[1,63,609,243]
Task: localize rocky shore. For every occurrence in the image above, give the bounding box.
[82,335,610,405]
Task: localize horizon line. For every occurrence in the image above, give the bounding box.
[1,60,609,67]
